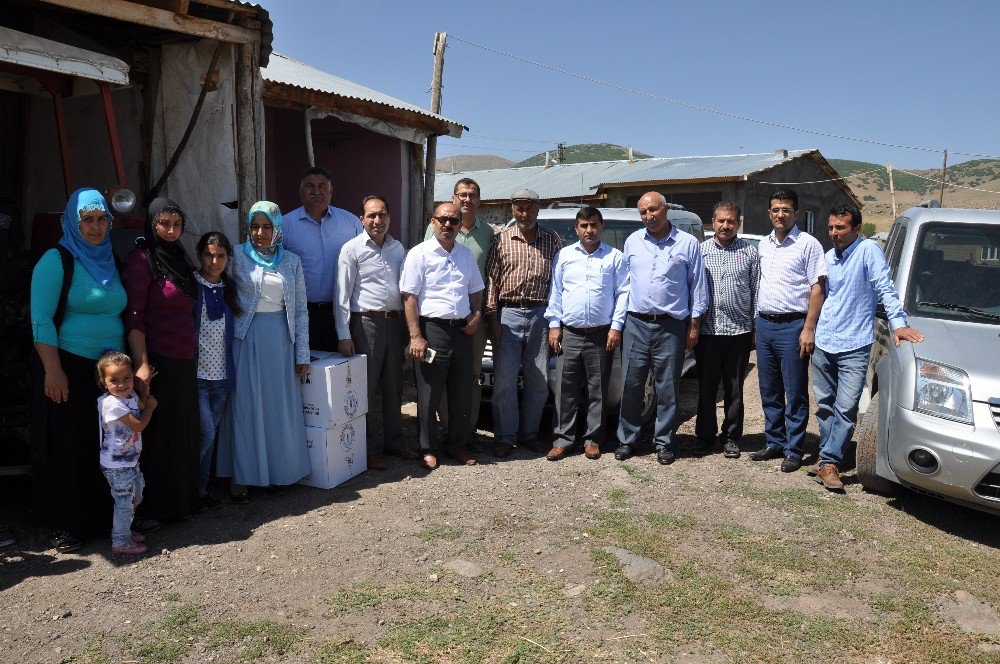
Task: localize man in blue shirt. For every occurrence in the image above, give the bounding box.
[617,192,708,465]
[282,166,364,351]
[811,204,923,491]
[544,207,629,461]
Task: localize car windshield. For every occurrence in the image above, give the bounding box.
[908,222,1000,324]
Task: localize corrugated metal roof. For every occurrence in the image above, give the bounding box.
[434,150,814,202]
[262,52,463,132]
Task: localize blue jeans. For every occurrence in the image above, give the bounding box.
[617,314,686,450]
[755,316,809,460]
[492,306,550,446]
[101,464,144,547]
[198,378,228,493]
[812,344,872,468]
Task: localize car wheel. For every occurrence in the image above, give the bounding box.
[855,393,896,494]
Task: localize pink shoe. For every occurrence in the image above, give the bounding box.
[130,531,145,543]
[112,541,148,556]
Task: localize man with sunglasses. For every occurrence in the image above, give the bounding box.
[401,203,484,470]
[484,189,562,458]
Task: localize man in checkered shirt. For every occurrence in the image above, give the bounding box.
[694,202,760,459]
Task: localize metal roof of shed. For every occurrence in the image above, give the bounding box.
[435,150,820,202]
[262,52,463,136]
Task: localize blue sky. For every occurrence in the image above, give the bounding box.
[257,0,1000,169]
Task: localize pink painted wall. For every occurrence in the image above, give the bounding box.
[265,107,404,238]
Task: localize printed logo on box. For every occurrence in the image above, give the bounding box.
[340,422,357,453]
[302,403,320,416]
[343,389,359,417]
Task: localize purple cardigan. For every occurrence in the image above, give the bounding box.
[123,248,196,360]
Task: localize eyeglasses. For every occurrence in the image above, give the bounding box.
[434,216,461,226]
[454,193,479,200]
[769,207,795,215]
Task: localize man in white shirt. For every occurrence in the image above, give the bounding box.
[282,166,363,351]
[401,202,485,470]
[336,195,419,470]
[751,189,827,473]
[544,207,629,461]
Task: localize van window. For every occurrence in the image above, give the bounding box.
[885,218,908,279]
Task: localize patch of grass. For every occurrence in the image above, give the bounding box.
[608,487,630,506]
[325,581,428,615]
[160,591,181,602]
[418,523,462,542]
[315,636,371,663]
[644,512,698,530]
[206,619,303,660]
[61,635,111,664]
[619,463,653,482]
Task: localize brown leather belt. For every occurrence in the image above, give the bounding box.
[353,310,401,319]
[500,300,547,309]
[564,324,611,335]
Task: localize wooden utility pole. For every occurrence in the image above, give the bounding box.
[422,32,447,228]
[887,162,897,217]
[939,149,948,206]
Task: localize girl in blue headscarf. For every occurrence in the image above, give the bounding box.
[30,188,128,552]
[217,201,311,500]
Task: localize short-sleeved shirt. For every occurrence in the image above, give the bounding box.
[623,225,708,319]
[700,237,760,335]
[282,205,363,303]
[484,224,562,316]
[425,217,494,281]
[400,239,485,319]
[98,392,142,469]
[756,225,827,314]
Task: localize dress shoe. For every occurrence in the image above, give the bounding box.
[493,443,514,458]
[450,451,477,466]
[816,464,845,491]
[421,454,439,470]
[613,444,633,461]
[546,446,568,461]
[749,446,784,462]
[723,441,741,458]
[583,443,601,460]
[780,457,802,473]
[521,438,549,454]
[805,462,821,475]
[657,448,676,465]
[367,455,387,470]
[387,447,421,461]
[688,438,715,458]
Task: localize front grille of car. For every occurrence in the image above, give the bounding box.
[991,401,1000,432]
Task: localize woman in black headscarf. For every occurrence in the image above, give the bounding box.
[121,198,200,523]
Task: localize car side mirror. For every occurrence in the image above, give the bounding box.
[875,302,888,321]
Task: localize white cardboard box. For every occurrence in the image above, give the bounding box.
[299,419,367,489]
[300,351,368,429]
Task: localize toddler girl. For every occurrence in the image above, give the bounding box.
[96,351,157,555]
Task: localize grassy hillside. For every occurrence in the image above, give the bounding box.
[517,143,651,167]
[828,159,934,195]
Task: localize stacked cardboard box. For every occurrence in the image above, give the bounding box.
[299,351,368,489]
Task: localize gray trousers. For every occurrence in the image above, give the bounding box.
[554,327,612,446]
[414,319,473,454]
[349,314,405,455]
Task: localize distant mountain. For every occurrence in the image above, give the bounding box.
[436,154,515,173]
[517,143,651,167]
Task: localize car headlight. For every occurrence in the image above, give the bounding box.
[109,187,136,214]
[915,359,973,424]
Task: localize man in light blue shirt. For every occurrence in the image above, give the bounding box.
[282,166,364,350]
[544,207,629,461]
[617,192,708,465]
[811,204,923,491]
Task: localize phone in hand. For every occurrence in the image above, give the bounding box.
[422,348,437,363]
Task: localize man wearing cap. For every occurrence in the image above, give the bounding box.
[401,202,484,470]
[283,166,364,351]
[425,178,494,447]
[750,189,826,473]
[616,192,707,465]
[336,195,420,470]
[484,189,562,458]
[544,206,629,461]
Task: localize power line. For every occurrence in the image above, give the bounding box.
[757,167,887,185]
[449,34,1000,161]
[461,134,564,144]
[895,168,1000,196]
[437,144,543,154]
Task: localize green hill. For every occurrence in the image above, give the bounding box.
[517,143,651,167]
[828,159,934,195]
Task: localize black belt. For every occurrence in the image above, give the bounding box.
[420,315,468,328]
[353,310,401,319]
[758,311,807,323]
[500,300,547,309]
[307,301,333,310]
[628,311,677,322]
[564,324,611,335]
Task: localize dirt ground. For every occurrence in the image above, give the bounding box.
[2,354,1000,663]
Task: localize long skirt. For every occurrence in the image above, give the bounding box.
[31,350,111,539]
[138,352,200,519]
[217,311,310,487]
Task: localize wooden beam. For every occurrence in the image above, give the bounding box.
[39,0,258,44]
[189,0,258,15]
[143,0,189,13]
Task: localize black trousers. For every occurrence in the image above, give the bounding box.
[413,319,473,455]
[694,332,753,444]
[554,327,612,446]
[307,302,337,352]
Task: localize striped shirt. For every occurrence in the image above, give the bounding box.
[756,225,826,314]
[484,224,562,316]
[700,237,760,335]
